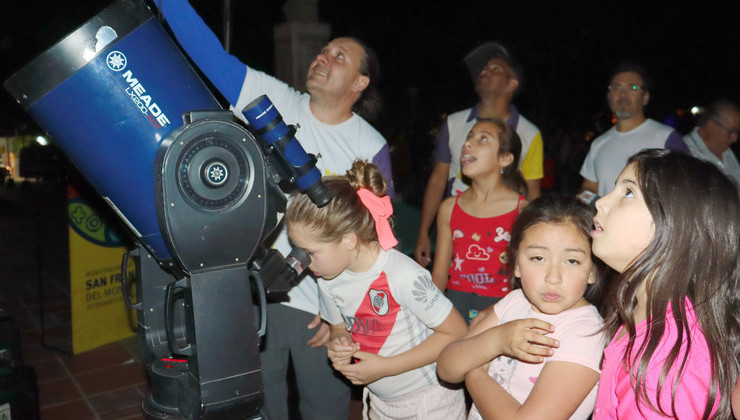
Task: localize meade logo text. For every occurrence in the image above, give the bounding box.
[121,70,171,129]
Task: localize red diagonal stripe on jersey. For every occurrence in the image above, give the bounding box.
[350,272,399,354]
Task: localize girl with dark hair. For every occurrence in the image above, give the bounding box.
[431,118,528,323]
[438,196,606,419]
[592,149,739,419]
[286,161,466,419]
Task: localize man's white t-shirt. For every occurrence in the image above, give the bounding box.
[580,119,680,197]
[235,69,392,314]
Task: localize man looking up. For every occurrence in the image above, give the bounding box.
[156,1,393,419]
[578,62,687,202]
[683,100,740,184]
[414,42,543,267]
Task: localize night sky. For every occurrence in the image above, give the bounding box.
[2,0,739,157]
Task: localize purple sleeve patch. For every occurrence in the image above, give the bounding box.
[371,143,395,198]
[432,119,452,163]
[665,130,689,154]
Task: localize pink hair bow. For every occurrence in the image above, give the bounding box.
[357,188,398,251]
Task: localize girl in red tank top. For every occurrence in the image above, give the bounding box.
[431,118,528,323]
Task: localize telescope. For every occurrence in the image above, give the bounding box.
[4,0,326,418]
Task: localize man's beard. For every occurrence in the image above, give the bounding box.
[615,110,632,119]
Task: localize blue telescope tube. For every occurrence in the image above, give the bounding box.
[242,95,329,206]
[3,0,221,261]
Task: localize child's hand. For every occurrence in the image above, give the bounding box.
[494,318,558,363]
[327,336,359,367]
[414,235,432,267]
[333,351,387,385]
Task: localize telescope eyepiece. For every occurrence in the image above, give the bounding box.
[242,95,330,207]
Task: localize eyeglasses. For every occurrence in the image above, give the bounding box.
[711,117,740,137]
[608,84,644,92]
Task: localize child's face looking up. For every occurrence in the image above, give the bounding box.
[460,121,511,178]
[515,222,595,315]
[287,223,353,280]
[592,163,655,274]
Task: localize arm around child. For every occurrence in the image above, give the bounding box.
[439,290,602,419]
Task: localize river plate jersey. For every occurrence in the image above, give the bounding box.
[318,248,455,399]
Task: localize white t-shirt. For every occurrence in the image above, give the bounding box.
[468,290,605,420]
[318,248,454,399]
[580,119,678,197]
[234,69,392,314]
[156,0,394,314]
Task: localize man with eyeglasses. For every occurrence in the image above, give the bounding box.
[414,41,543,267]
[683,100,740,184]
[577,62,687,203]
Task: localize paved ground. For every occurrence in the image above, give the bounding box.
[0,180,148,419]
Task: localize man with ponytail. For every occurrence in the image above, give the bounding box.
[156,1,394,418]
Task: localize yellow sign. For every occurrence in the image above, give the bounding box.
[68,185,136,354]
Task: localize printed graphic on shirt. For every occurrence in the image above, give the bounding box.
[466,244,490,261]
[460,267,510,289]
[453,254,465,271]
[493,227,510,242]
[332,294,346,307]
[453,227,511,277]
[368,289,389,316]
[491,356,518,392]
[342,272,400,354]
[411,272,441,311]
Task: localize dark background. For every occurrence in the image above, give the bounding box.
[2,0,739,196]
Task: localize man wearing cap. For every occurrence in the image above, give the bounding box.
[683,99,740,185]
[414,41,543,267]
[577,62,687,203]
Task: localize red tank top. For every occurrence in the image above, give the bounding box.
[446,195,523,297]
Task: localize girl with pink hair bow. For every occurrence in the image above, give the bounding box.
[286,160,467,419]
